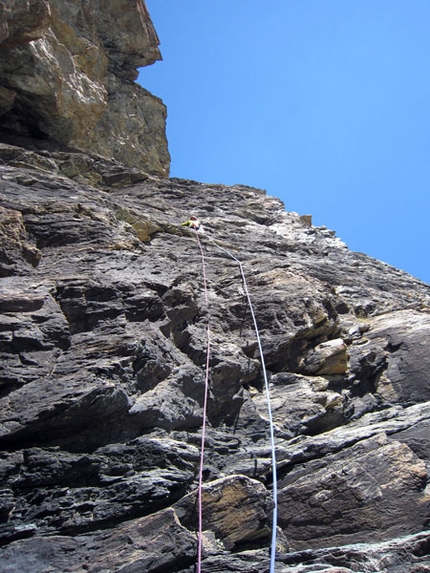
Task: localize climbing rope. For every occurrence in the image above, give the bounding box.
[191,229,278,573]
[195,231,211,573]
[207,237,278,573]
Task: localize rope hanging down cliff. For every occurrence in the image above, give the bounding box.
[194,230,211,573]
[207,236,278,573]
[189,224,278,573]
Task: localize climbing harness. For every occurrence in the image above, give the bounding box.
[181,215,204,233]
[192,228,278,573]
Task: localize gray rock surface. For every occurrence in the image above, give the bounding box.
[1,3,430,572]
[0,0,169,175]
[0,147,429,572]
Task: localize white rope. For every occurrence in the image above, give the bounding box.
[206,236,278,573]
[195,231,211,573]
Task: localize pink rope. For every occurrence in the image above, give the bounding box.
[195,231,210,573]
[206,236,278,572]
[194,231,277,572]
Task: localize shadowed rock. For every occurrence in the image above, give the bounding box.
[0,156,429,572]
[0,4,430,573]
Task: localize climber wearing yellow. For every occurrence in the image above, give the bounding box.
[181,215,204,233]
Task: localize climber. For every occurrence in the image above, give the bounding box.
[181,215,204,233]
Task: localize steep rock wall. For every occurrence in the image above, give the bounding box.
[0,145,429,572]
[0,0,169,175]
[0,2,430,572]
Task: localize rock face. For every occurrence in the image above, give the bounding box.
[0,148,430,572]
[1,4,430,573]
[0,0,170,176]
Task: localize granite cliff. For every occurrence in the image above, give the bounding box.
[1,3,430,573]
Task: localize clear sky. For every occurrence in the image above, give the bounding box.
[140,1,430,285]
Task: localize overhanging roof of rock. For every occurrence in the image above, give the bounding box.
[0,0,170,175]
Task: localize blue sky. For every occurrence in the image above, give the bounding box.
[140,1,430,284]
